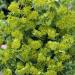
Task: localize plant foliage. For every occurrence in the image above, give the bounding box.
[0,0,75,75]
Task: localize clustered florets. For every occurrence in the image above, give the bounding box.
[0,0,75,75]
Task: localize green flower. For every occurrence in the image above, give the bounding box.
[37,53,46,63]
[11,30,23,40]
[11,39,21,49]
[8,2,20,14]
[45,70,57,75]
[29,40,42,50]
[3,68,12,75]
[46,41,59,50]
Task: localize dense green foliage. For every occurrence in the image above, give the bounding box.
[0,0,75,75]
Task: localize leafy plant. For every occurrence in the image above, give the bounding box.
[0,0,75,75]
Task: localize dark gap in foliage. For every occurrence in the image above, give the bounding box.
[23,29,33,43]
[51,17,59,32]
[51,22,56,29]
[50,7,56,13]
[2,8,10,15]
[31,7,34,11]
[56,27,61,33]
[31,36,39,40]
[62,61,66,65]
[55,35,62,42]
[25,29,33,37]
[72,55,75,60]
[36,62,44,69]
[48,38,57,41]
[30,60,37,65]
[50,51,55,59]
[57,71,63,75]
[36,48,40,51]
[16,58,26,65]
[47,50,55,59]
[35,25,40,30]
[19,4,24,9]
[5,0,13,4]
[55,1,60,7]
[43,65,48,72]
[2,41,6,44]
[0,64,4,71]
[29,74,32,75]
[18,40,23,49]
[13,72,16,75]
[50,14,57,28]
[22,35,28,44]
[38,9,47,15]
[41,34,48,47]
[7,58,17,70]
[8,60,16,75]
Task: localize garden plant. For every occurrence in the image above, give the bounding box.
[0,0,75,75]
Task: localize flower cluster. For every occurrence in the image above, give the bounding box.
[0,0,75,75]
